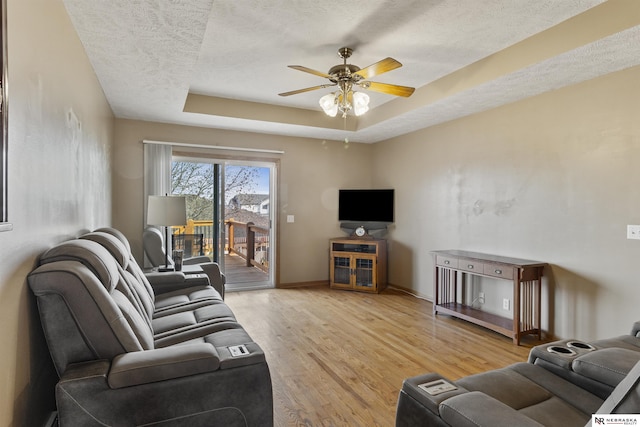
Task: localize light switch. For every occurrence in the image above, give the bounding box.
[627,225,640,240]
[287,215,295,223]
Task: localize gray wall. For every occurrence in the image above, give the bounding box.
[373,65,640,342]
[0,0,114,425]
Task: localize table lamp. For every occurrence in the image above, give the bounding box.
[147,195,187,271]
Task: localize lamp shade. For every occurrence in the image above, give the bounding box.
[319,92,338,117]
[147,195,187,226]
[353,91,370,116]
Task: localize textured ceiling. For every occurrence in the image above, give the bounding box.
[62,0,640,143]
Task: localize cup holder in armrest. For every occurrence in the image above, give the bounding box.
[567,341,596,351]
[547,345,577,356]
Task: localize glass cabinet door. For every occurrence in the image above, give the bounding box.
[331,255,352,286]
[353,254,377,290]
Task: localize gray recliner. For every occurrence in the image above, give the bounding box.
[29,232,272,426]
[524,322,640,401]
[143,225,226,299]
[397,321,640,427]
[397,359,640,427]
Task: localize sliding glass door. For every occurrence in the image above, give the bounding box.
[171,156,275,290]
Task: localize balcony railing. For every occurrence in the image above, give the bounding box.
[226,219,269,272]
[174,219,269,272]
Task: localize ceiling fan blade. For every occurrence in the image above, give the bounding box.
[360,81,415,97]
[288,65,332,79]
[354,57,402,80]
[278,84,336,97]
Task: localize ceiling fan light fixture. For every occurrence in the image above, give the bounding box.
[319,85,370,118]
[319,92,338,117]
[282,47,413,119]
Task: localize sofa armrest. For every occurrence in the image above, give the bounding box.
[198,262,226,298]
[400,373,468,416]
[107,343,220,389]
[439,391,543,427]
[184,256,211,265]
[631,321,640,337]
[144,271,191,294]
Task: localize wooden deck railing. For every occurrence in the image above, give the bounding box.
[226,219,269,272]
[174,218,269,272]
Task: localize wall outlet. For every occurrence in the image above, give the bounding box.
[503,298,510,311]
[478,292,485,304]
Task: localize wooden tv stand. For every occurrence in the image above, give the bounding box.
[330,237,387,293]
[432,250,547,345]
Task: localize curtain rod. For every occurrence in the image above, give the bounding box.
[142,139,285,154]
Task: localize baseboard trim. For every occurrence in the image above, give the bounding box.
[387,283,432,302]
[277,280,329,289]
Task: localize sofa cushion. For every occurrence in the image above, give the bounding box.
[439,391,544,427]
[455,362,602,426]
[509,362,603,414]
[456,364,552,410]
[39,239,120,292]
[29,261,147,373]
[80,231,130,271]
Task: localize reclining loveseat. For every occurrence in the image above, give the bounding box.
[397,323,640,427]
[28,228,272,426]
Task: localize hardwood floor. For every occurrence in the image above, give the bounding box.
[225,286,538,427]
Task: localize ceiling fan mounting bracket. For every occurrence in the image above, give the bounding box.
[328,47,362,83]
[337,47,353,60]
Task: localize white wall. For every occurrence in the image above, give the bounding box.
[0,0,113,425]
[373,65,640,342]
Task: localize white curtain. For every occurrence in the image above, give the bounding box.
[143,142,173,267]
[143,142,172,224]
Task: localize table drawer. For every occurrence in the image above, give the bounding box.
[483,264,514,280]
[459,260,483,273]
[436,255,458,268]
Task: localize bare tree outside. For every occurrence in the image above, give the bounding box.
[171,160,272,286]
[171,161,260,221]
[171,162,213,220]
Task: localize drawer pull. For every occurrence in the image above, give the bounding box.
[467,264,474,269]
[494,269,502,275]
[444,260,450,265]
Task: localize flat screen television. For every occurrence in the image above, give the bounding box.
[338,189,394,223]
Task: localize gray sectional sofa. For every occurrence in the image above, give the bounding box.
[396,325,640,427]
[28,228,272,426]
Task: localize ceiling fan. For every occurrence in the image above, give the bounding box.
[278,47,415,118]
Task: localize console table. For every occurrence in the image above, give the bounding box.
[432,250,547,345]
